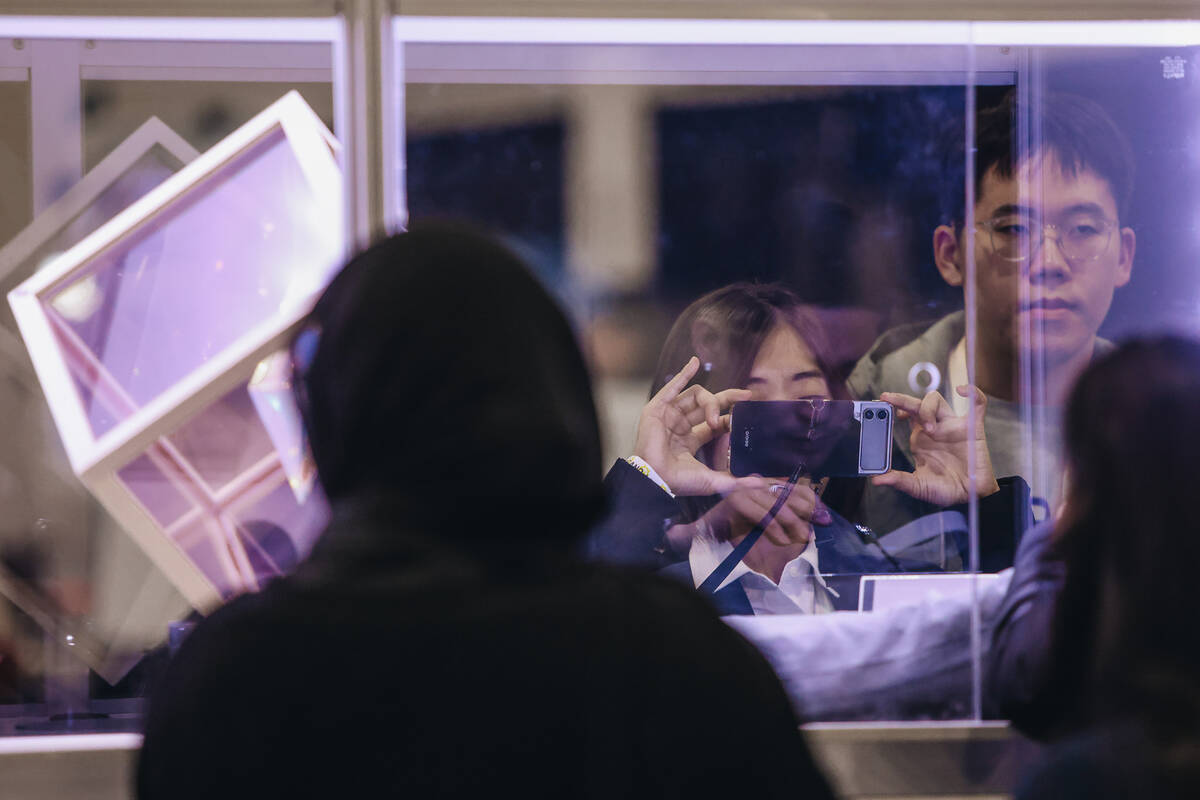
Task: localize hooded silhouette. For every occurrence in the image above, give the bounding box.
[138,223,833,800]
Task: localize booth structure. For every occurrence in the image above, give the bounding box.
[9,91,338,609]
[0,2,1198,797]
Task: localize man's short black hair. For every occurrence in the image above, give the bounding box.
[942,89,1136,224]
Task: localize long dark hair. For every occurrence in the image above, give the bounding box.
[1048,336,1200,742]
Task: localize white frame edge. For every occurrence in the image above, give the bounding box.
[9,90,339,479]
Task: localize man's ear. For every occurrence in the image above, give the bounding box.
[933,225,965,287]
[1114,226,1136,288]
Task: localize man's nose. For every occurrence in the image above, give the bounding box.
[1028,228,1070,284]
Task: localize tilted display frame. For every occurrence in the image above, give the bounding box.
[9,90,343,610]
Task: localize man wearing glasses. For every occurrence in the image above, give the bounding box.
[848,90,1135,546]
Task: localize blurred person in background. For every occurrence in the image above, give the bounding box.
[137,224,834,800]
[1001,336,1200,798]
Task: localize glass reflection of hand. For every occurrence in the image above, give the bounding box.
[633,356,765,497]
[871,386,999,507]
[700,480,831,548]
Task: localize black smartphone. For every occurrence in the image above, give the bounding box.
[729,400,894,478]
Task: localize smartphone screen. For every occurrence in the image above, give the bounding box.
[729,400,893,478]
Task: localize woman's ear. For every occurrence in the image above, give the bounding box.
[933,224,966,288]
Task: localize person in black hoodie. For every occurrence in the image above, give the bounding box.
[136,224,834,800]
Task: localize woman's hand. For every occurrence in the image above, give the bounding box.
[698,480,831,548]
[633,356,763,496]
[871,385,999,507]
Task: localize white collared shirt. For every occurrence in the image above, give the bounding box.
[687,521,835,615]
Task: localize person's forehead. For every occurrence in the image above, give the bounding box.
[977,151,1120,219]
[752,324,820,369]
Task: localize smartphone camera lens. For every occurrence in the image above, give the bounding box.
[864,409,875,420]
[877,409,888,420]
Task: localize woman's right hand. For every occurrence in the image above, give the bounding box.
[633,356,764,496]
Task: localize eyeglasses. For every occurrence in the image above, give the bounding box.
[976,214,1116,264]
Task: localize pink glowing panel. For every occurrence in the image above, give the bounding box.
[170,514,253,600]
[117,448,196,530]
[44,127,340,438]
[127,382,326,600]
[116,383,280,533]
[231,480,329,579]
[166,384,277,495]
[164,471,329,599]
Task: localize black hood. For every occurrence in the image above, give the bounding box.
[296,223,605,548]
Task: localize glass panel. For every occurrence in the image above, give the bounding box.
[44,126,341,438]
[400,37,993,722]
[167,384,276,496]
[228,480,327,576]
[0,144,190,335]
[82,80,334,171]
[396,29,1200,732]
[117,449,195,529]
[169,513,247,600]
[0,33,337,732]
[974,38,1200,753]
[162,470,327,598]
[247,350,316,502]
[0,79,32,245]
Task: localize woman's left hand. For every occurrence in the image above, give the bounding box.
[871,385,999,507]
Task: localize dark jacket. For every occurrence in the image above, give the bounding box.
[138,500,830,800]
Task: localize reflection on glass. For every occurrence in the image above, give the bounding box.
[231,480,326,575]
[398,43,1038,721]
[167,385,276,495]
[248,350,316,503]
[0,121,198,701]
[125,382,329,600]
[118,450,194,529]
